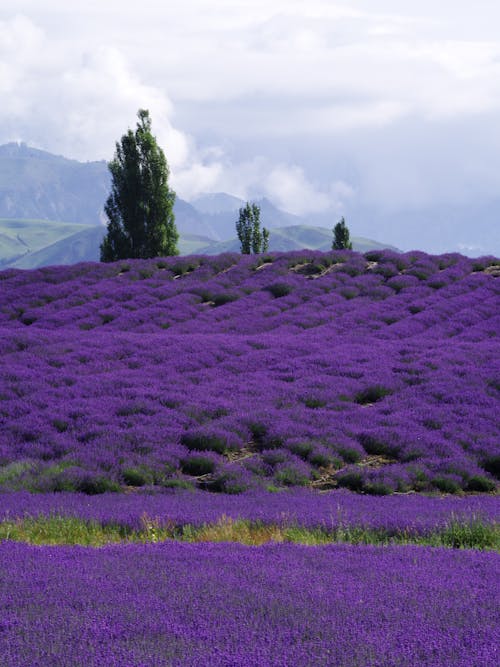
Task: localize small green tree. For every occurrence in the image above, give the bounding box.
[236,202,270,254]
[262,227,270,253]
[332,217,353,250]
[100,109,178,262]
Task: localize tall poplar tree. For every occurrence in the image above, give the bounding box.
[236,202,270,254]
[100,109,178,261]
[332,217,353,250]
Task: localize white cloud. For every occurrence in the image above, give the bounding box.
[174,156,354,216]
[1,2,500,244]
[172,161,224,199]
[0,12,348,215]
[264,165,332,215]
[0,15,191,165]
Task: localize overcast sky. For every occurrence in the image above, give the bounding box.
[1,1,500,249]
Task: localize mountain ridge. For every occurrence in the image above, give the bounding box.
[0,143,399,268]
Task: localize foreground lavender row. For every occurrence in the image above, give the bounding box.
[0,489,498,533]
[0,541,497,666]
[0,250,499,494]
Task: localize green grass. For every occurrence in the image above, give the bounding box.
[0,218,89,266]
[0,516,128,546]
[177,234,216,255]
[0,514,497,550]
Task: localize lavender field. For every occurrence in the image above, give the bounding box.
[0,249,498,495]
[0,489,499,536]
[0,249,499,665]
[0,541,498,666]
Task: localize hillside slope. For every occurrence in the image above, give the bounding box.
[0,143,109,225]
[195,225,399,254]
[0,219,90,268]
[0,249,497,495]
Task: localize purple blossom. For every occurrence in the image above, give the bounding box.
[0,541,497,666]
[0,250,498,494]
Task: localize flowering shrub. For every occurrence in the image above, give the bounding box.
[0,250,498,494]
[0,541,498,666]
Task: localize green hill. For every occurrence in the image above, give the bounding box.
[9,225,106,269]
[195,225,399,255]
[0,219,89,268]
[0,222,399,270]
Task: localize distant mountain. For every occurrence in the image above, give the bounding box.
[0,143,401,269]
[309,201,500,257]
[194,225,399,255]
[191,192,244,214]
[173,198,223,240]
[190,195,303,240]
[0,143,109,225]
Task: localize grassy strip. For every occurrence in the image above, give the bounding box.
[0,515,498,550]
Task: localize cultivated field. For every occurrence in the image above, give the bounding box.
[0,249,498,665]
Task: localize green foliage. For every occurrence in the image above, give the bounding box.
[236,202,270,254]
[338,448,362,464]
[265,282,292,298]
[0,516,128,546]
[358,433,400,458]
[289,442,313,460]
[364,482,393,496]
[100,109,178,261]
[262,451,288,466]
[181,456,216,476]
[336,471,364,492]
[432,476,462,494]
[309,452,334,468]
[76,475,121,495]
[0,515,497,550]
[262,227,270,252]
[302,397,327,409]
[332,216,353,250]
[355,385,393,405]
[364,250,384,262]
[0,461,36,488]
[40,469,121,494]
[211,292,239,307]
[248,422,268,444]
[483,455,500,479]
[274,466,310,487]
[295,262,325,276]
[122,467,154,487]
[180,432,227,454]
[466,475,496,492]
[200,472,247,494]
[437,517,499,550]
[162,478,195,491]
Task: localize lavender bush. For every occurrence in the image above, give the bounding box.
[0,250,498,494]
[0,541,497,666]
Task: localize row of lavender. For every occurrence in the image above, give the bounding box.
[1,249,497,337]
[0,250,498,493]
[0,490,498,533]
[0,541,497,666]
